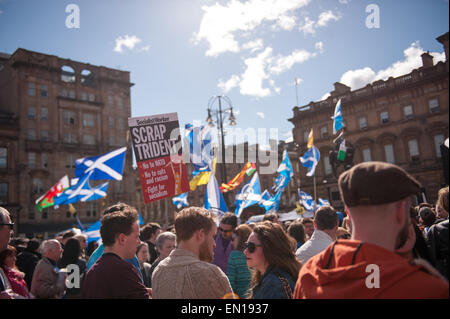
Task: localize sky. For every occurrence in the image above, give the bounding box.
[0,0,448,148]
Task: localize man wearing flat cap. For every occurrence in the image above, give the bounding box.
[294,162,449,299]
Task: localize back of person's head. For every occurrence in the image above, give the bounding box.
[0,245,17,268]
[436,186,449,215]
[100,203,139,247]
[62,230,76,241]
[141,222,162,241]
[174,207,216,243]
[336,227,351,239]
[251,221,302,283]
[155,231,177,250]
[287,220,306,244]
[233,224,252,251]
[58,238,81,268]
[263,212,278,223]
[314,206,339,231]
[220,213,238,229]
[26,238,41,252]
[86,241,98,257]
[419,207,436,227]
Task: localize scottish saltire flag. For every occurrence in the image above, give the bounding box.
[318,198,330,207]
[54,172,109,206]
[298,189,316,211]
[74,213,85,232]
[332,99,344,135]
[204,173,228,218]
[185,124,213,174]
[83,219,101,244]
[235,173,262,217]
[172,192,189,209]
[272,150,294,193]
[75,147,126,180]
[300,145,320,177]
[260,190,282,213]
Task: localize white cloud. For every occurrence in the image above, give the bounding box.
[320,92,331,100]
[220,43,322,97]
[194,0,311,57]
[239,47,273,97]
[256,112,265,118]
[218,74,241,93]
[275,15,297,31]
[317,10,340,27]
[114,35,143,53]
[339,41,446,90]
[299,16,316,35]
[299,10,341,36]
[269,49,315,75]
[339,0,350,4]
[315,41,324,54]
[242,39,264,53]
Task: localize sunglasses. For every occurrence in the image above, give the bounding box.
[244,242,262,253]
[0,223,14,230]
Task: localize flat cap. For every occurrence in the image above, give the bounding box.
[338,161,421,207]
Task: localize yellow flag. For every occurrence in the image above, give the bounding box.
[189,171,211,191]
[189,158,216,191]
[68,203,76,215]
[307,129,314,149]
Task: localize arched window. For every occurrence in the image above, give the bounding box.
[61,65,76,83]
[81,69,94,86]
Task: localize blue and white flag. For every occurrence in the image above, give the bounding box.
[54,172,109,206]
[83,219,101,244]
[298,189,316,211]
[205,173,228,218]
[272,150,294,193]
[185,124,213,174]
[332,99,344,135]
[318,198,330,207]
[172,192,189,209]
[75,147,126,180]
[260,189,282,213]
[235,173,262,217]
[300,145,320,177]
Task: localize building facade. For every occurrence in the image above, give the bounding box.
[289,33,449,210]
[0,48,136,236]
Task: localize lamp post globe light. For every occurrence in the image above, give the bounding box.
[206,95,237,206]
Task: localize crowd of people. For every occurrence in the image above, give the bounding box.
[0,161,448,299]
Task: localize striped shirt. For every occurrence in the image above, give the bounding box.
[226,250,251,299]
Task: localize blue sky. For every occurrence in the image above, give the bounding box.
[0,0,448,147]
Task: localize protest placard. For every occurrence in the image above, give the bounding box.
[129,113,190,203]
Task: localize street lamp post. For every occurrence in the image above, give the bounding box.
[206,95,236,207]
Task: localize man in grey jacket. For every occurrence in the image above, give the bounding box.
[31,240,66,299]
[152,207,233,299]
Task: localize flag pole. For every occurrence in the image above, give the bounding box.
[295,78,299,106]
[313,175,317,204]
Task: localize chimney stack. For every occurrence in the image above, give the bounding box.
[421,51,434,68]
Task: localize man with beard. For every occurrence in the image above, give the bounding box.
[152,207,233,299]
[294,162,449,299]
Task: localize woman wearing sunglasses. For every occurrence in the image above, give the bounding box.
[244,221,302,299]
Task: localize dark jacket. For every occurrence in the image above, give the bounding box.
[252,266,295,299]
[16,250,41,289]
[426,219,449,280]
